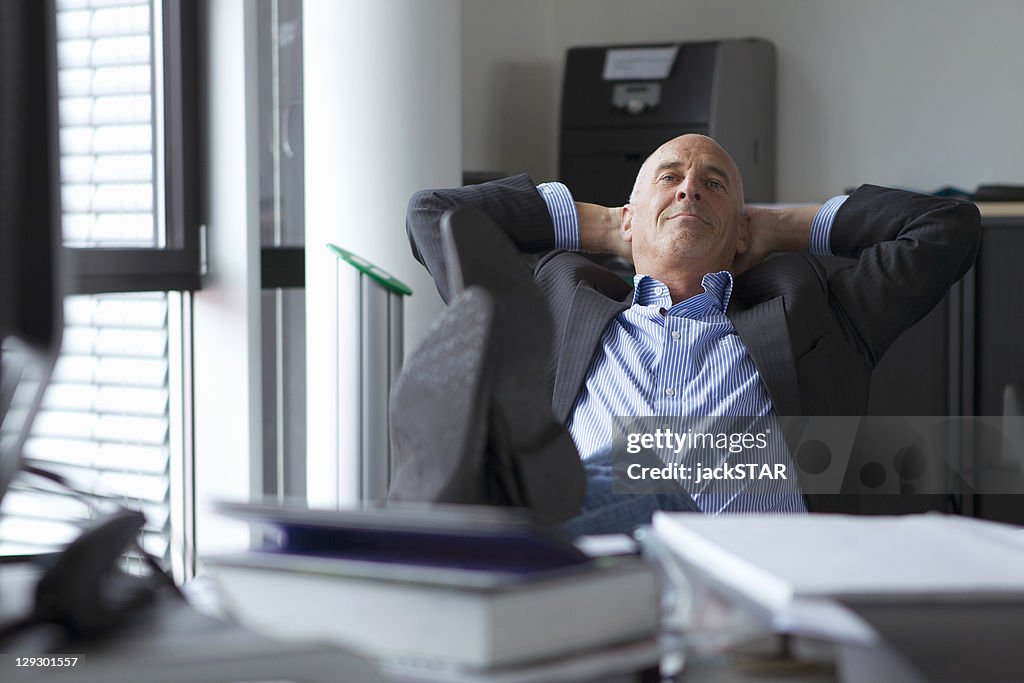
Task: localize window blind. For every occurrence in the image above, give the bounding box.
[57,0,158,248]
[0,0,176,567]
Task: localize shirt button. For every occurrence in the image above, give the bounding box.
[671,330,681,340]
[665,387,676,397]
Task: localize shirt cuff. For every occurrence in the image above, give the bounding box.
[809,195,847,256]
[537,181,580,251]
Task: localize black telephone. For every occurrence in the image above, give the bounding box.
[31,509,164,639]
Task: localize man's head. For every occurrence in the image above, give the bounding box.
[622,134,749,278]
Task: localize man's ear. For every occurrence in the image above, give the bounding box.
[621,205,634,243]
[735,211,751,254]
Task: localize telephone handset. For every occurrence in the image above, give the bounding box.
[32,509,161,638]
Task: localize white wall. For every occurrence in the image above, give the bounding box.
[304,0,460,506]
[461,0,555,181]
[463,0,1024,201]
[305,0,457,349]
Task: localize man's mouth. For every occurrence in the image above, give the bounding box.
[665,211,709,225]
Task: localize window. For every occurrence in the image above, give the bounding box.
[0,0,198,580]
[4,293,183,566]
[58,0,160,249]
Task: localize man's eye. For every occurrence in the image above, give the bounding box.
[659,174,677,183]
[708,179,725,189]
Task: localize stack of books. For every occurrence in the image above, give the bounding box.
[205,502,661,679]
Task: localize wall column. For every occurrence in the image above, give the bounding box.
[304,0,460,507]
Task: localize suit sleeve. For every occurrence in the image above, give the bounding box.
[827,184,981,365]
[406,174,557,303]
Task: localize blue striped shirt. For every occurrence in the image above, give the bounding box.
[537,183,847,514]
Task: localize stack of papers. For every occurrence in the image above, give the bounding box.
[650,512,1024,644]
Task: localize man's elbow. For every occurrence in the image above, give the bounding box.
[406,188,454,259]
[951,198,982,273]
[406,188,451,226]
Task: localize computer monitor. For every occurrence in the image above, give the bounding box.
[0,0,64,506]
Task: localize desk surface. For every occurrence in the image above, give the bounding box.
[0,559,383,683]
[26,552,1017,682]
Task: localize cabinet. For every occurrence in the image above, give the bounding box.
[967,211,1024,522]
[846,207,1024,521]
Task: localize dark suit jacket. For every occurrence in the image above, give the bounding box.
[406,175,980,427]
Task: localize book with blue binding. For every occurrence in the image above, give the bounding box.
[213,499,591,576]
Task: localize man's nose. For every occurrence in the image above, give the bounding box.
[677,177,701,201]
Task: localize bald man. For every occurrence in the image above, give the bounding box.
[406,135,980,530]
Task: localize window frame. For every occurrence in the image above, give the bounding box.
[64,0,202,296]
[48,0,200,578]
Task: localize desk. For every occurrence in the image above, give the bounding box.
[0,558,827,683]
[0,558,383,683]
[15,548,1012,682]
[842,601,1024,682]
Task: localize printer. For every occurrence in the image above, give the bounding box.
[559,38,776,205]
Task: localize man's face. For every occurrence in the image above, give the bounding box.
[623,134,748,275]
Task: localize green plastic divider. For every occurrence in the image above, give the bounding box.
[327,243,412,297]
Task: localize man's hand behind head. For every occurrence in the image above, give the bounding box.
[577,201,633,262]
[733,204,818,275]
[732,205,774,275]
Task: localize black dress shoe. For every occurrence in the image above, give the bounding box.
[388,287,496,505]
[439,205,585,524]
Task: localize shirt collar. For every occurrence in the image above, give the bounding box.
[631,271,735,317]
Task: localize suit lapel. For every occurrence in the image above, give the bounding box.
[552,284,630,423]
[729,296,802,417]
